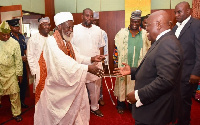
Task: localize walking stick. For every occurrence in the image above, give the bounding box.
[103,62,116,105]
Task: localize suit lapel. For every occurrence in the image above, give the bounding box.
[135,39,158,72]
[135,31,173,73]
[178,18,192,39]
[172,25,178,33]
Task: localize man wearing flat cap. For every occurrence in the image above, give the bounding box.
[27,17,51,93]
[6,18,29,108]
[113,10,151,114]
[0,21,23,122]
[34,12,105,125]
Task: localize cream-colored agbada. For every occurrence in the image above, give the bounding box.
[34,35,91,125]
[114,28,151,102]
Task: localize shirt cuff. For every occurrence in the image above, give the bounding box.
[83,65,88,71]
[85,57,91,64]
[135,90,143,107]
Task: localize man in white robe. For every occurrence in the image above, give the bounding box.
[71,8,105,117]
[27,17,51,92]
[34,12,105,125]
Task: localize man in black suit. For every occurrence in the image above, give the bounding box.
[172,2,200,125]
[114,10,183,125]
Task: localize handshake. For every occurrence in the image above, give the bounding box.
[88,55,107,77]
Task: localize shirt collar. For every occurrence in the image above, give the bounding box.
[156,29,171,41]
[176,15,191,27]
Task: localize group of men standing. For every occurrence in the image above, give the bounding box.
[114,1,200,125]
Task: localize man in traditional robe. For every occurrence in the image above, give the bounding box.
[71,8,105,117]
[113,10,151,114]
[6,19,29,108]
[0,21,23,122]
[34,12,105,125]
[27,17,51,92]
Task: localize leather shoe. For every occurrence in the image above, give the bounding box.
[21,102,29,108]
[98,99,105,106]
[91,109,103,117]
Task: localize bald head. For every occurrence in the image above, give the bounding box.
[146,10,171,43]
[150,10,171,29]
[175,1,191,23]
[176,1,190,9]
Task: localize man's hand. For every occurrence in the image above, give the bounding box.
[103,63,108,72]
[22,56,27,62]
[91,55,107,62]
[189,75,200,84]
[127,91,137,104]
[113,63,131,77]
[88,64,104,77]
[18,76,23,84]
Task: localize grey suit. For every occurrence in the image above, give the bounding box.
[172,17,200,125]
[131,31,183,125]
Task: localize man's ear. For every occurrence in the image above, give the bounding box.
[156,21,161,30]
[186,8,191,15]
[81,15,83,20]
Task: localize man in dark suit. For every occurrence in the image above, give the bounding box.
[172,2,200,125]
[114,10,183,125]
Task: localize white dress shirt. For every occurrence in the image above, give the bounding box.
[175,15,191,38]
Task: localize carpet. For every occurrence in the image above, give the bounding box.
[0,77,200,125]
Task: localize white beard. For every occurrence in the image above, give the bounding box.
[62,31,73,42]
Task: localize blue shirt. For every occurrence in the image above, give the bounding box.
[10,32,27,56]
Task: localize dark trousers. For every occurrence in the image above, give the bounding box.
[117,100,132,110]
[177,81,193,125]
[19,63,28,103]
[135,120,148,125]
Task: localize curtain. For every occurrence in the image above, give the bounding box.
[192,0,200,19]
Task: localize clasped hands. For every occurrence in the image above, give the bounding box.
[88,55,107,77]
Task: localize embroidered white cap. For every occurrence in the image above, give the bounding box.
[54,12,74,26]
[39,17,50,24]
[93,11,99,19]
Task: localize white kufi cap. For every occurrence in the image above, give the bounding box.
[93,11,99,19]
[54,12,74,26]
[39,17,50,24]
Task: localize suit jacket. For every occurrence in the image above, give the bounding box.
[172,17,200,82]
[131,31,183,125]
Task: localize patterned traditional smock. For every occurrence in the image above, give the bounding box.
[114,27,151,102]
[0,38,23,95]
